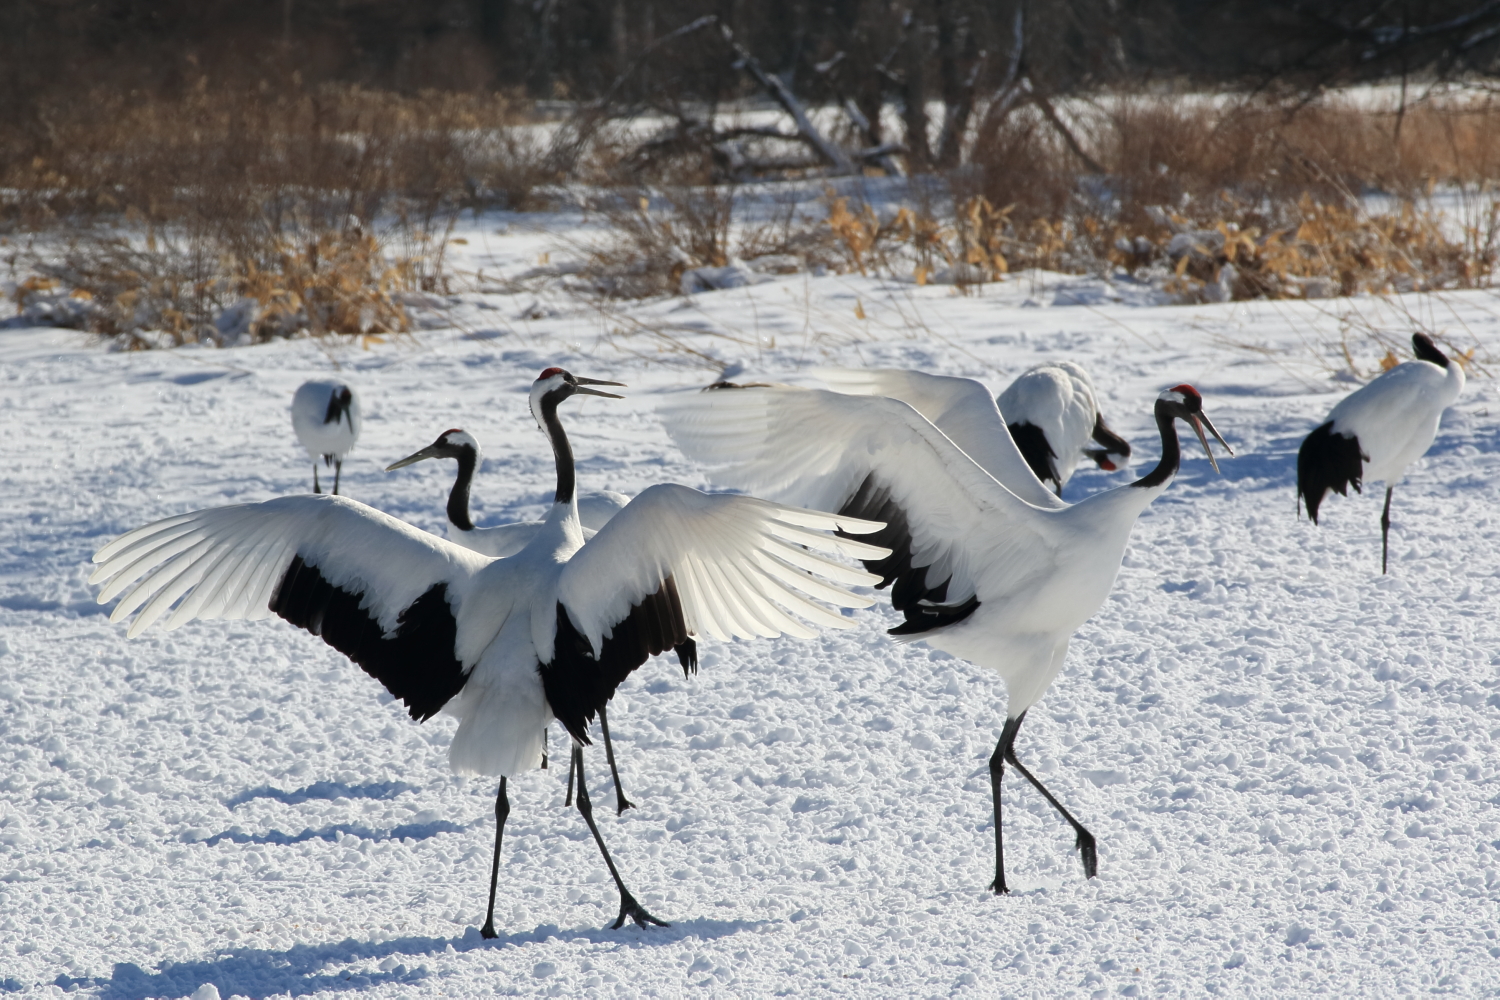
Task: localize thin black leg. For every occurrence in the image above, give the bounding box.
[1380,485,1393,575]
[564,741,576,807]
[542,728,548,770]
[599,705,635,815]
[333,459,343,496]
[1002,711,1098,881]
[479,777,510,939]
[988,730,1010,894]
[572,746,668,930]
[313,464,321,494]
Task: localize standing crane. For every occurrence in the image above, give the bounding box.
[291,380,361,495]
[386,427,665,815]
[91,367,888,934]
[662,379,1231,894]
[997,361,1133,494]
[1297,333,1465,574]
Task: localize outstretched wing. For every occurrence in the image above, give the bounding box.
[660,385,1062,637]
[542,483,888,741]
[814,368,1065,509]
[90,495,492,721]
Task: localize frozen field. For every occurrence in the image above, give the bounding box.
[1,214,1498,998]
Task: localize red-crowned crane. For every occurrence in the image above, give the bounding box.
[91,367,888,934]
[1298,333,1466,574]
[386,427,660,815]
[662,379,1231,894]
[291,380,362,495]
[996,361,1132,494]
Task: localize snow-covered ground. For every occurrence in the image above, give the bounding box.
[2,214,1498,998]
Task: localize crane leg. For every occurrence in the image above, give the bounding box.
[987,732,1011,895]
[478,777,510,939]
[312,464,322,494]
[1001,711,1098,882]
[332,459,343,497]
[571,745,668,930]
[598,704,635,815]
[1380,486,1393,575]
[564,741,576,807]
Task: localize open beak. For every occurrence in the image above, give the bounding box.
[385,444,441,472]
[574,376,626,399]
[1188,411,1234,474]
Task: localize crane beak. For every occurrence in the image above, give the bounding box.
[574,376,626,399]
[1085,448,1127,472]
[385,444,441,472]
[1188,411,1233,474]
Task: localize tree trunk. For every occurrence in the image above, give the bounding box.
[900,10,931,171]
[933,0,979,168]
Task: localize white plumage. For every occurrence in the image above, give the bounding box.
[1297,333,1465,574]
[291,380,362,495]
[93,367,888,934]
[661,375,1230,894]
[995,361,1131,493]
[812,368,1065,509]
[386,427,631,558]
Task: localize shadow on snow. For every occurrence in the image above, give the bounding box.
[40,919,769,999]
[224,780,422,810]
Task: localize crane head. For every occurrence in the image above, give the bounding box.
[386,428,481,472]
[1160,384,1233,473]
[322,384,357,430]
[530,367,626,430]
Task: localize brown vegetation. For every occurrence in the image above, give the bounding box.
[3,79,545,345]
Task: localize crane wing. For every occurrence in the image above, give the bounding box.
[813,367,1065,509]
[90,495,492,721]
[544,483,888,741]
[660,385,1061,636]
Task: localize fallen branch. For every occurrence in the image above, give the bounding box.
[720,24,856,175]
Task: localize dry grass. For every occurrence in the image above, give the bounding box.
[579,187,835,299]
[2,80,543,230]
[2,79,545,346]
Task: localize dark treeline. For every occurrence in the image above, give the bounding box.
[5,1,1500,101]
[4,1,1500,184]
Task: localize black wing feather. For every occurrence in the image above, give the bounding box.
[543,576,692,743]
[1297,421,1366,523]
[836,472,981,636]
[1007,421,1060,491]
[270,554,467,722]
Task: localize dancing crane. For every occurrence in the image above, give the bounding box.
[387,427,662,815]
[92,367,888,934]
[292,380,362,495]
[996,361,1132,494]
[662,378,1231,894]
[1297,333,1465,574]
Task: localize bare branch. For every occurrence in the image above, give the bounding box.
[1031,90,1104,175]
[719,23,856,175]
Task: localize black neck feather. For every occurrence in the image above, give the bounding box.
[540,393,575,504]
[446,446,476,532]
[1412,334,1449,368]
[1131,399,1181,489]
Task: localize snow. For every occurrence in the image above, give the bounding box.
[2,212,1499,998]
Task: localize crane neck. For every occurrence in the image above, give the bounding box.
[539,394,576,504]
[1131,399,1180,490]
[446,446,477,532]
